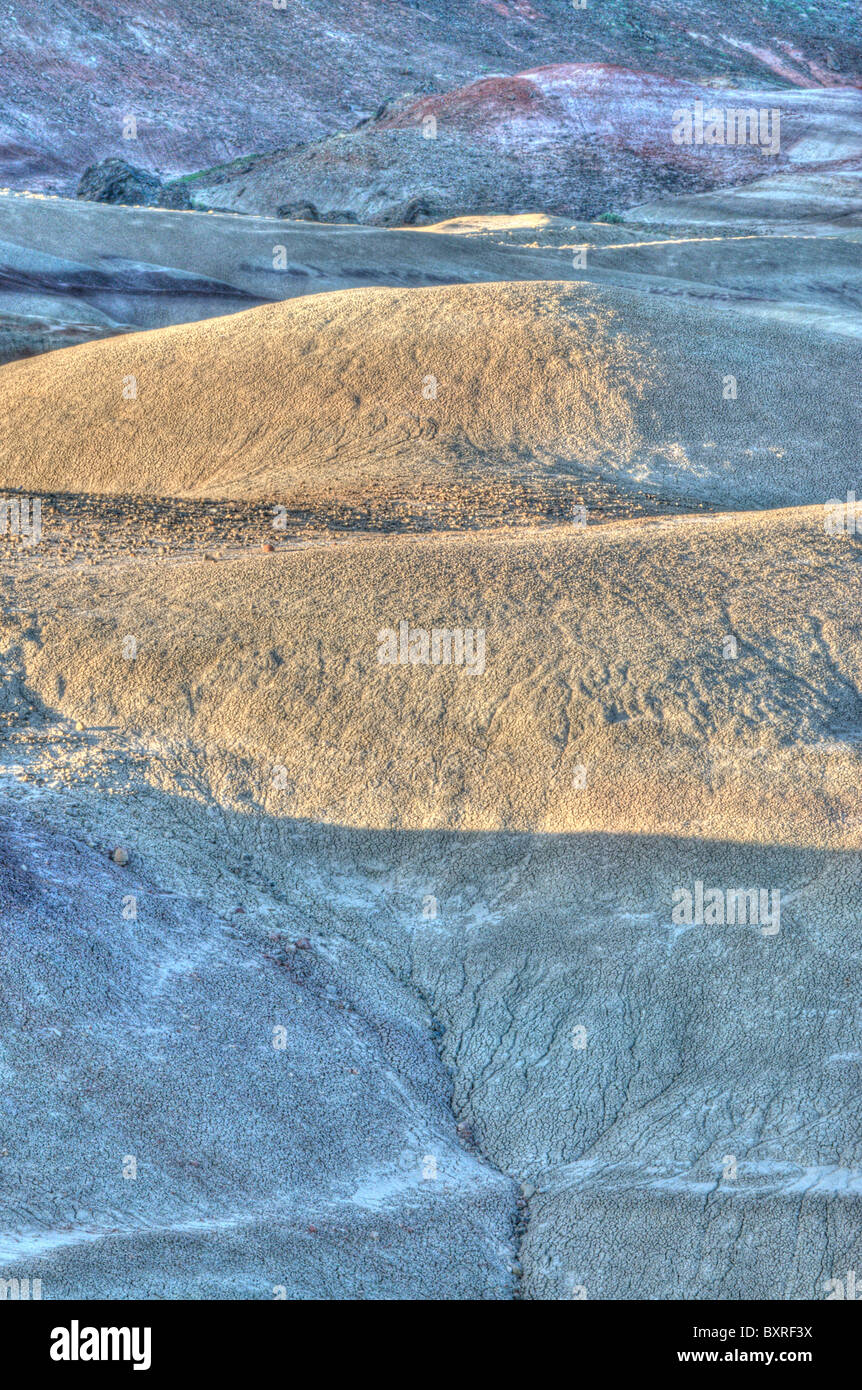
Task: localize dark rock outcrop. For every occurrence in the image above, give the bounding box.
[76,157,163,206]
[76,161,198,211]
[157,180,194,210]
[276,200,319,221]
[372,194,438,226]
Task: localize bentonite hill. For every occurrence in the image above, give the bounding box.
[0,0,861,1310]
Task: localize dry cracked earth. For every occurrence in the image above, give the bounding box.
[0,0,861,1304]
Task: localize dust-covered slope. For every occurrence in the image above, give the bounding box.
[1,280,859,510]
[11,507,861,846]
[2,507,860,1298]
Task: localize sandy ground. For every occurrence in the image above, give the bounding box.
[1,276,860,513]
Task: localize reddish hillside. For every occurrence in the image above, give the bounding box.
[188,65,862,224]
[0,1,858,191]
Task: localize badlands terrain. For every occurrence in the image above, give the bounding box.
[1,3,861,1302]
[2,0,858,192]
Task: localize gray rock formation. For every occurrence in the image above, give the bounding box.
[76,159,197,211]
[76,157,164,207]
[157,180,195,211]
[277,201,319,221]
